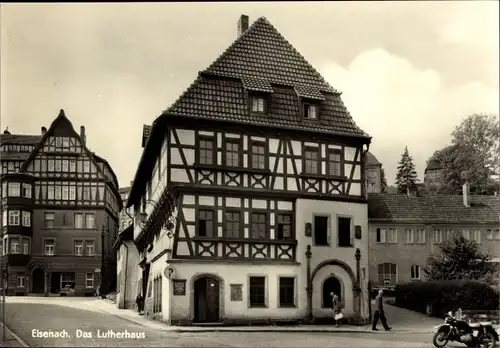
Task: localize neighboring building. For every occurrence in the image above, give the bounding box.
[424,159,444,192]
[0,109,121,296]
[365,152,382,194]
[115,183,138,309]
[119,15,372,325]
[118,185,133,232]
[368,184,500,288]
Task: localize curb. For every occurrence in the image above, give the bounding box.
[167,328,434,334]
[0,321,30,347]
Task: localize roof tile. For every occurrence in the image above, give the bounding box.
[162,17,368,138]
[368,193,500,223]
[241,76,273,93]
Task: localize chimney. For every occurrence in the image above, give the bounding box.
[237,14,249,37]
[463,182,470,207]
[80,126,86,145]
[41,126,47,135]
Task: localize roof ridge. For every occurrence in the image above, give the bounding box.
[203,16,338,93]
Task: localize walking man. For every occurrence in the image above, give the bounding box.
[372,289,391,331]
[331,292,343,327]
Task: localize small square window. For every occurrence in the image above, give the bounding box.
[304,104,317,119]
[251,97,265,113]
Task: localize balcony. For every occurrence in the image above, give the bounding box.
[183,238,297,262]
[6,253,31,267]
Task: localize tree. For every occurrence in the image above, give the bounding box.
[380,167,388,193]
[395,146,418,194]
[425,234,498,285]
[452,113,499,176]
[427,143,498,195]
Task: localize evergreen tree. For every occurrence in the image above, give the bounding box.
[395,146,418,194]
[380,167,388,193]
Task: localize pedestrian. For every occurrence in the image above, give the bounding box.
[136,294,144,314]
[331,292,343,327]
[372,289,391,331]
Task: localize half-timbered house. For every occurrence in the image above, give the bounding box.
[124,15,372,324]
[0,109,121,296]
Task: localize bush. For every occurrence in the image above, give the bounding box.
[394,279,499,317]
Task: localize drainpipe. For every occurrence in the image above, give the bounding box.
[122,243,129,309]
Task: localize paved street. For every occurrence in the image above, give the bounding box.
[0,298,461,348]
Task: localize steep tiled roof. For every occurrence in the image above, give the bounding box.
[162,17,369,139]
[426,159,442,171]
[365,151,381,166]
[368,193,500,224]
[0,134,41,145]
[205,17,336,93]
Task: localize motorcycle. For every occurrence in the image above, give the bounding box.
[433,311,498,348]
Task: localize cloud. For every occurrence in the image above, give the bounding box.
[322,48,499,185]
[438,1,499,50]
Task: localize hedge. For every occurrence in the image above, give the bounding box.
[394,279,499,317]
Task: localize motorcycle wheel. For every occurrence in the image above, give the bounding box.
[479,332,497,348]
[433,331,449,348]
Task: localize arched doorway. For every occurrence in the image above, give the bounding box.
[322,276,342,308]
[32,268,45,294]
[194,276,219,323]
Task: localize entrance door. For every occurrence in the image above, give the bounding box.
[32,268,45,293]
[50,272,61,293]
[322,276,342,308]
[194,276,219,323]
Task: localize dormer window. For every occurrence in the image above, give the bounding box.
[251,96,266,113]
[303,104,317,120]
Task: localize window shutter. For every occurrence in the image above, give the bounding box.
[327,221,331,245]
[350,221,354,246]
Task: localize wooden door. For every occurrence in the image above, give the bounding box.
[194,277,219,322]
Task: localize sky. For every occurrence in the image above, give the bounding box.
[1,2,498,187]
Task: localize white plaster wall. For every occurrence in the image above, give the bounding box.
[295,199,369,319]
[168,263,304,322]
[116,241,141,309]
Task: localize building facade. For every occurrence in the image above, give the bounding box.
[118,15,372,325]
[368,185,500,288]
[0,110,121,296]
[365,152,382,194]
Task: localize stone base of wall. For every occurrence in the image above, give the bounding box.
[168,316,368,326]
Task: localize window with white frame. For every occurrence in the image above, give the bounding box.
[486,229,500,240]
[44,239,55,256]
[387,228,398,243]
[85,240,95,256]
[461,229,470,240]
[8,182,20,197]
[377,263,397,286]
[10,237,20,254]
[17,276,26,288]
[415,228,426,244]
[22,211,31,227]
[74,240,84,256]
[433,229,453,244]
[410,265,420,280]
[376,228,386,243]
[22,238,29,254]
[22,183,32,198]
[8,210,20,226]
[472,230,481,243]
[85,273,94,288]
[251,96,265,113]
[85,214,95,229]
[404,229,414,244]
[74,213,84,228]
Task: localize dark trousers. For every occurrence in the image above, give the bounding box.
[372,310,389,329]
